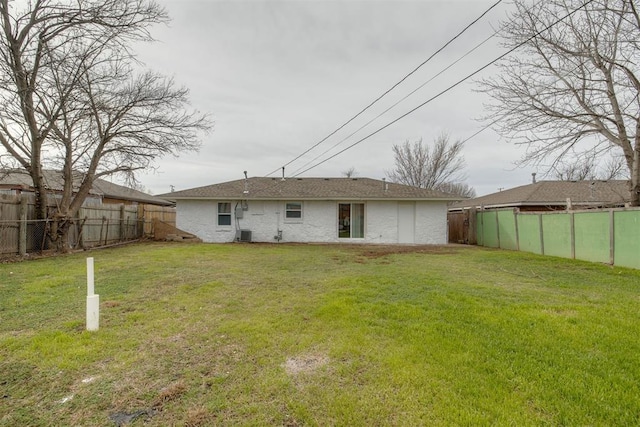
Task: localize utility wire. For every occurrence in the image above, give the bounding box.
[291,0,598,178]
[289,31,497,176]
[446,60,588,162]
[248,0,594,197]
[264,0,504,177]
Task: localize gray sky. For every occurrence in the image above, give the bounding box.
[136,0,536,196]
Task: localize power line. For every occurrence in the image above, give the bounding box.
[264,0,504,177]
[289,31,497,176]
[448,59,590,159]
[291,0,598,178]
[248,0,596,197]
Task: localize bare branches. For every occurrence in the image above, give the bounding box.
[341,167,357,178]
[435,181,476,198]
[0,0,212,249]
[387,132,474,196]
[549,151,627,180]
[481,0,640,204]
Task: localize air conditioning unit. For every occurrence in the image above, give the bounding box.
[236,229,252,243]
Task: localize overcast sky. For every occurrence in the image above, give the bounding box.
[134,0,537,197]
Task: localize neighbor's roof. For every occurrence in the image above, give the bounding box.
[450,180,629,210]
[90,179,172,206]
[0,169,172,206]
[159,177,462,201]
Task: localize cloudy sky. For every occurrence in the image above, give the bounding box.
[135,0,537,197]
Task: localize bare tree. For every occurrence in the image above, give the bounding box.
[436,181,476,198]
[342,167,357,178]
[552,159,597,181]
[602,156,628,180]
[481,0,640,205]
[0,0,211,250]
[551,153,627,181]
[388,133,473,196]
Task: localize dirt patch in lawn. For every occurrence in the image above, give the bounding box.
[283,354,329,376]
[353,244,465,259]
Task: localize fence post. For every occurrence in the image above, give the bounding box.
[119,204,125,242]
[495,211,501,248]
[18,193,28,256]
[609,209,615,265]
[468,207,477,245]
[513,208,520,251]
[479,207,484,246]
[137,204,145,238]
[538,214,545,255]
[570,211,575,259]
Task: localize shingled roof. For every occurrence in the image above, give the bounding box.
[0,169,172,206]
[450,180,630,210]
[90,179,172,206]
[160,177,461,201]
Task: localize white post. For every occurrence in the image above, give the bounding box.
[87,257,94,296]
[86,257,99,331]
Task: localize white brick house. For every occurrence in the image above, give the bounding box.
[160,177,459,244]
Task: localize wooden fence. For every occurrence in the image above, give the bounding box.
[447,208,477,245]
[0,193,175,256]
[141,205,176,236]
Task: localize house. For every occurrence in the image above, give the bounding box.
[447,179,630,244]
[449,180,630,212]
[0,169,172,207]
[159,177,460,244]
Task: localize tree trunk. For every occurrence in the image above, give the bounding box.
[50,215,73,253]
[30,165,50,251]
[631,150,640,206]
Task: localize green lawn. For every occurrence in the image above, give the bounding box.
[1,242,639,426]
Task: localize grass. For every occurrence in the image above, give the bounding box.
[1,242,640,426]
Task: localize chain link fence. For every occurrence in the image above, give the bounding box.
[0,193,176,258]
[0,217,151,257]
[0,219,46,256]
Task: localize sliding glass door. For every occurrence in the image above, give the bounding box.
[338,203,364,239]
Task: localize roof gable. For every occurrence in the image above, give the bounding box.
[160,177,462,201]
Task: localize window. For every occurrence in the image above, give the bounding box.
[285,202,302,220]
[217,202,231,226]
[338,203,364,238]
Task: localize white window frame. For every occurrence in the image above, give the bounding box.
[285,201,303,222]
[217,202,232,227]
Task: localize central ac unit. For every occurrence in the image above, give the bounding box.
[237,229,252,243]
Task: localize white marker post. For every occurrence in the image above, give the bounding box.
[86,257,100,331]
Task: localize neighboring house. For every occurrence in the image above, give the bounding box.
[0,169,172,207]
[447,179,630,244]
[159,177,460,244]
[449,180,630,212]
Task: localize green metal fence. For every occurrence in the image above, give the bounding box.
[476,207,640,269]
